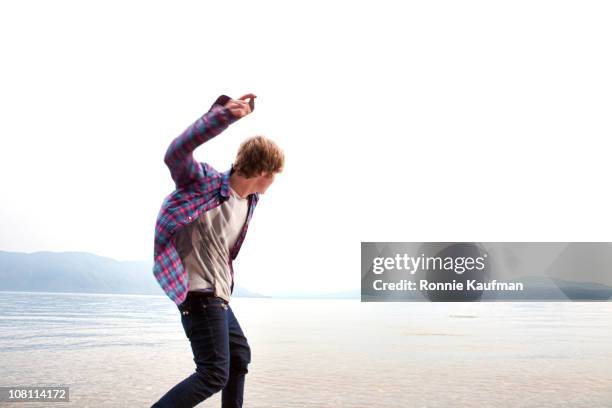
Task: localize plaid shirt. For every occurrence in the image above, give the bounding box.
[153,95,260,306]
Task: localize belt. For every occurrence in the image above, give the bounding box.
[186,290,216,299]
[178,291,229,314]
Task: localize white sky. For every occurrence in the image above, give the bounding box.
[1,1,611,296]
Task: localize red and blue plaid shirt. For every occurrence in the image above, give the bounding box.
[153,95,260,306]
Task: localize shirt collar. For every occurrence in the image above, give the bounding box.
[220,164,234,199]
[221,164,257,202]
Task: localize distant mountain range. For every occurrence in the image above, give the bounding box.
[0,250,267,298]
[0,250,360,300]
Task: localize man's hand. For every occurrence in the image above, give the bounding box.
[224,93,257,119]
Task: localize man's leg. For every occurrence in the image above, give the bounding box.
[152,297,230,408]
[221,305,252,408]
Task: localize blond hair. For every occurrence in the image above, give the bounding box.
[233,135,285,178]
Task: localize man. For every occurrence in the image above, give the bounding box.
[151,93,284,408]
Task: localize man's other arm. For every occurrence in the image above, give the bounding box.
[163,95,236,189]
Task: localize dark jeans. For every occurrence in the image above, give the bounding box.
[152,293,251,408]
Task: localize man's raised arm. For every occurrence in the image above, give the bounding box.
[163,93,255,189]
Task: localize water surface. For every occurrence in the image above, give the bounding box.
[1,291,610,407]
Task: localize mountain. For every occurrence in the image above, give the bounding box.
[491,276,612,301]
[0,250,267,298]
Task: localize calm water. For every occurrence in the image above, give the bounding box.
[0,291,611,407]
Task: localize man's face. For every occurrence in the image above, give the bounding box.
[255,171,277,194]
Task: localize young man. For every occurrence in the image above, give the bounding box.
[151,93,284,408]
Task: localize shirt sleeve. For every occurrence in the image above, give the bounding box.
[164,95,238,189]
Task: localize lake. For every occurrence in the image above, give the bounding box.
[0,291,611,407]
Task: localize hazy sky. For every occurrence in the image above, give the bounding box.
[1,1,611,295]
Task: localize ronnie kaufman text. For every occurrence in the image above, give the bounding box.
[373,280,525,291]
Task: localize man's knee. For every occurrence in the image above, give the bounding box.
[195,362,230,391]
[230,345,251,375]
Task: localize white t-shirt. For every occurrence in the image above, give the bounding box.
[173,185,249,303]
